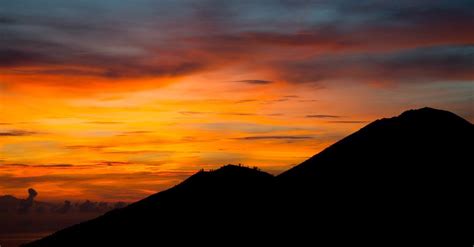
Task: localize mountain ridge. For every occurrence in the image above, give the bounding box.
[278,107,472,180]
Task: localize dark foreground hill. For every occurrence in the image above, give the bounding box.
[24,107,473,246]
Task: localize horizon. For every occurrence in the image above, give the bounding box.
[1,0,473,204]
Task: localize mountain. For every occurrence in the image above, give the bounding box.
[23,165,277,246]
[23,107,473,246]
[276,107,473,245]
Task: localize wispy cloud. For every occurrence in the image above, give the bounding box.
[65,145,111,150]
[179,111,210,115]
[86,121,123,125]
[234,135,313,140]
[0,130,38,136]
[328,120,368,124]
[233,80,273,85]
[306,115,342,119]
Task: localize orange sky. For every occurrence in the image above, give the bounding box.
[0,71,365,201]
[1,0,473,202]
[2,69,472,201]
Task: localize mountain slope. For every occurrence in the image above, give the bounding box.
[276,107,473,245]
[280,107,472,180]
[24,108,473,246]
[24,165,276,246]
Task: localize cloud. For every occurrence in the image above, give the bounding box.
[179,111,210,115]
[56,200,72,214]
[275,45,474,84]
[35,164,75,168]
[219,112,256,116]
[0,0,472,91]
[0,130,38,136]
[0,49,46,67]
[178,111,279,117]
[1,163,86,169]
[235,99,258,104]
[198,122,308,133]
[306,115,341,118]
[328,120,368,124]
[65,145,110,150]
[18,188,38,213]
[234,135,313,140]
[233,80,273,85]
[95,161,132,167]
[78,200,100,213]
[0,16,16,24]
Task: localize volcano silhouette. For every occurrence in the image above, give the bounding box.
[23,107,473,246]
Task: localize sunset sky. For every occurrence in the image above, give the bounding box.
[1,0,473,202]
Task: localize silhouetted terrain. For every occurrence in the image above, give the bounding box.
[23,108,473,246]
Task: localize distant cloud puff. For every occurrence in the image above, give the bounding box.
[18,188,38,213]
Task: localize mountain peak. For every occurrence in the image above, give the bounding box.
[396,107,471,124]
[176,164,273,189]
[279,107,473,180]
[211,164,270,177]
[357,107,472,136]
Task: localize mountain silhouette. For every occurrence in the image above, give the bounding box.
[23,107,473,246]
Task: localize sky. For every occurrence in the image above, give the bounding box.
[1,0,473,202]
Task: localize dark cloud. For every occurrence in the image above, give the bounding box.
[1,0,473,86]
[234,135,313,140]
[118,131,154,135]
[219,112,256,116]
[299,99,319,102]
[79,200,99,213]
[179,111,210,115]
[235,99,258,103]
[0,39,209,80]
[56,200,72,214]
[36,164,75,168]
[179,111,278,117]
[0,130,37,136]
[0,16,16,24]
[306,115,341,119]
[1,163,87,169]
[234,80,273,85]
[328,120,368,124]
[18,188,38,213]
[96,161,132,167]
[0,163,30,167]
[102,150,170,156]
[0,191,128,215]
[28,188,38,199]
[65,145,110,150]
[113,201,128,209]
[0,49,46,67]
[276,45,474,83]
